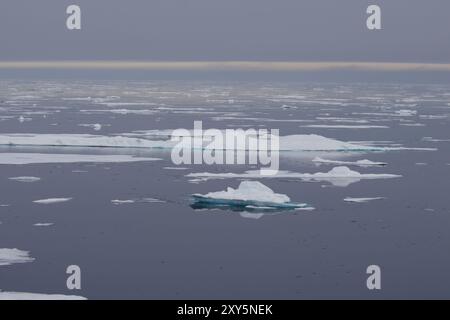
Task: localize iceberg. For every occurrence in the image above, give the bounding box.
[187,166,401,187]
[0,249,34,266]
[33,198,72,204]
[191,181,312,211]
[312,157,387,167]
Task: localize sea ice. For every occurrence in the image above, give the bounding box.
[0,291,86,300]
[0,153,160,165]
[344,197,385,203]
[187,166,401,187]
[33,198,72,204]
[312,157,387,167]
[0,249,34,266]
[8,176,41,183]
[0,133,434,152]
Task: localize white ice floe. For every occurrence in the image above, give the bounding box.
[187,166,401,187]
[395,109,417,116]
[0,291,86,300]
[33,198,72,204]
[344,197,385,203]
[192,181,311,210]
[422,137,450,142]
[0,153,160,165]
[302,125,388,129]
[0,133,434,152]
[33,223,54,227]
[0,249,34,266]
[312,157,387,167]
[8,176,41,183]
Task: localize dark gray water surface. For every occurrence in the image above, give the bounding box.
[0,80,449,299]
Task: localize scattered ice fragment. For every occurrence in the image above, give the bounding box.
[191,181,312,211]
[111,200,135,205]
[33,223,54,227]
[312,157,387,167]
[8,176,41,183]
[0,133,435,152]
[0,249,34,266]
[0,153,160,165]
[187,166,401,187]
[344,197,385,203]
[78,123,103,131]
[0,291,86,300]
[395,110,417,116]
[111,198,165,205]
[33,198,72,204]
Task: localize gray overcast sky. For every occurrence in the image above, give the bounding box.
[0,0,449,63]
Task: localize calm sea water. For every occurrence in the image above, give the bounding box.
[0,80,449,299]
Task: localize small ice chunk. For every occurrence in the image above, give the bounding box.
[344,197,385,203]
[33,198,72,204]
[0,291,86,300]
[33,223,54,227]
[313,157,387,167]
[8,176,41,183]
[79,123,103,131]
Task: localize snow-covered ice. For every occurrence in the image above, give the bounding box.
[0,133,435,152]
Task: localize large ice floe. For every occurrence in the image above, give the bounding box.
[187,166,401,187]
[0,249,34,266]
[0,133,433,151]
[191,181,313,212]
[0,153,160,165]
[0,291,86,300]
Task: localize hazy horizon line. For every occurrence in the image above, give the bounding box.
[1,61,450,72]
